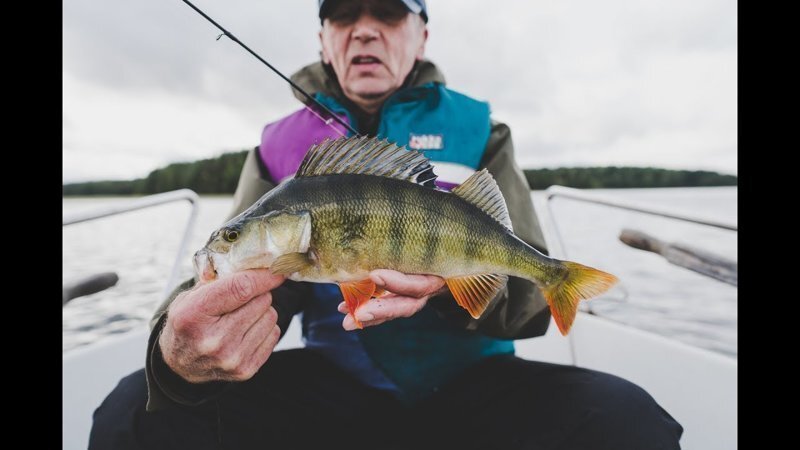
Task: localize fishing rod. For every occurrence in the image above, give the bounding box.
[180,0,359,136]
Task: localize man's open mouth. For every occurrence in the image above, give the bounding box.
[352,55,382,65]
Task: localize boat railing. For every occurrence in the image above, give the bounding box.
[62,189,200,299]
[535,185,737,363]
[538,185,737,291]
[539,185,737,260]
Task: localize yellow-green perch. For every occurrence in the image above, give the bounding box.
[194,136,618,335]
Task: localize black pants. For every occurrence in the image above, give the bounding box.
[89,349,682,450]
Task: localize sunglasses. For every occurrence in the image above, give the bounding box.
[325,0,410,25]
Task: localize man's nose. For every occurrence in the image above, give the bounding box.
[351,16,381,42]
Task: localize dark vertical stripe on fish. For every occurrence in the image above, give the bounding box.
[504,232,518,268]
[343,181,368,247]
[422,211,440,266]
[388,184,407,263]
[462,212,480,261]
[335,185,352,256]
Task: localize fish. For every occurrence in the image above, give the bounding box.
[193,136,618,335]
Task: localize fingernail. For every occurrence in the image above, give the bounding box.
[337,302,348,313]
[342,317,356,331]
[371,272,385,286]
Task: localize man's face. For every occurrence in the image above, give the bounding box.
[319,0,428,113]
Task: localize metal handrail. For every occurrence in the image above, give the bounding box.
[539,185,737,261]
[547,185,737,230]
[63,189,200,297]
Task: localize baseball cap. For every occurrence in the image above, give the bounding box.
[318,0,428,23]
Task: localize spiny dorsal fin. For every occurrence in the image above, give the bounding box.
[296,136,438,188]
[451,169,513,231]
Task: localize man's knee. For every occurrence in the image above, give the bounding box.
[88,368,148,450]
[570,370,684,449]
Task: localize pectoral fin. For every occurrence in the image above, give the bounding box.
[338,280,379,329]
[271,252,313,276]
[445,274,508,319]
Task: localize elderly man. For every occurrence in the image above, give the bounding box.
[90,1,683,449]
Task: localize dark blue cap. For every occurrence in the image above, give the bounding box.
[318,0,428,23]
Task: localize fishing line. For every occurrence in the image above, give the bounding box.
[180,0,360,136]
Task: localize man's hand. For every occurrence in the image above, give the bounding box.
[159,269,286,383]
[339,269,446,330]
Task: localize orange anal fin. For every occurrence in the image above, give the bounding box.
[372,287,387,298]
[445,274,508,319]
[338,280,378,329]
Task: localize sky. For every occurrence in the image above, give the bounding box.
[63,0,737,183]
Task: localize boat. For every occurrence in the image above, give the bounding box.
[62,186,737,450]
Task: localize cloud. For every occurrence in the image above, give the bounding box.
[425,0,736,174]
[62,73,288,183]
[63,0,320,108]
[63,0,737,182]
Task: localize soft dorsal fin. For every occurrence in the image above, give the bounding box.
[451,169,513,230]
[296,136,438,188]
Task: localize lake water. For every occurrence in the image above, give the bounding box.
[63,187,737,357]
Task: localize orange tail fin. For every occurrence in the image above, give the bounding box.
[542,262,618,335]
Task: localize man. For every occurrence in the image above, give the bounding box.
[90,1,683,448]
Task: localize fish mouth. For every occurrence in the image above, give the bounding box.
[193,250,218,283]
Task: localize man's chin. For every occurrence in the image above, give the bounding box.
[355,91,390,100]
[347,81,396,100]
[343,82,398,111]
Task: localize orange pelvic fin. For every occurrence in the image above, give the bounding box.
[338,279,378,329]
[543,262,619,335]
[445,273,508,319]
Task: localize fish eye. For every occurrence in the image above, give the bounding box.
[223,229,239,242]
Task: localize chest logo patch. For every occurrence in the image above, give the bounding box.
[408,133,444,151]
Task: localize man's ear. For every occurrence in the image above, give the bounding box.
[319,30,331,64]
[415,27,428,60]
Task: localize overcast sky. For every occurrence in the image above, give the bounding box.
[63,0,737,183]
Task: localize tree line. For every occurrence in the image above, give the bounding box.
[63,150,737,196]
[522,166,737,190]
[63,151,250,196]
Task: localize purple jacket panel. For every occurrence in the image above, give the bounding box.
[434,180,457,191]
[260,107,351,184]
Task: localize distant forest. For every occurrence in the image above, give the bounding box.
[522,166,736,190]
[63,149,737,196]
